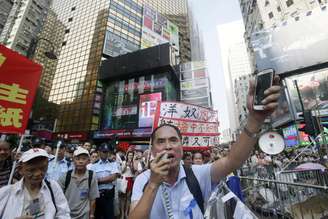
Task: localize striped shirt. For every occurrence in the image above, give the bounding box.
[0,159,12,188]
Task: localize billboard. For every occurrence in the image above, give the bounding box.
[179,61,211,108]
[103,31,139,57]
[285,68,328,118]
[251,7,328,74]
[138,92,162,128]
[0,45,42,134]
[153,101,219,150]
[282,125,299,148]
[271,88,294,128]
[141,4,180,52]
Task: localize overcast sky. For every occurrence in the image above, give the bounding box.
[188,0,243,136]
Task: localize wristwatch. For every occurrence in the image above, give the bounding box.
[243,125,261,138]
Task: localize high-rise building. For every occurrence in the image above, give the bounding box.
[43,0,109,132]
[239,0,327,67]
[32,0,191,135]
[217,20,252,143]
[0,0,52,56]
[0,0,14,34]
[234,74,252,128]
[143,0,191,62]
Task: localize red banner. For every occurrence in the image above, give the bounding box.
[0,45,42,134]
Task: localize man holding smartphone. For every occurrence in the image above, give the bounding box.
[129,76,281,219]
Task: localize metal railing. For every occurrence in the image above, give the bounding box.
[239,174,328,219]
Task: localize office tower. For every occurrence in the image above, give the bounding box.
[33,0,192,135]
[0,0,14,34]
[217,20,252,143]
[144,0,191,62]
[43,0,109,132]
[0,0,52,56]
[239,0,327,61]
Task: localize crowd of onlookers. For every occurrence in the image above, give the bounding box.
[0,137,230,219]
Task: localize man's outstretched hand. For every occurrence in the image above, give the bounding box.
[247,75,281,125]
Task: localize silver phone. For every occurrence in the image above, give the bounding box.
[253,69,274,110]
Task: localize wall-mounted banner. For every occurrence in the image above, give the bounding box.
[0,45,42,134]
[154,101,220,149]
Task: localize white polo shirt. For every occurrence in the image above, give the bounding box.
[131,164,213,219]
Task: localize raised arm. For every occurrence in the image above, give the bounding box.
[211,76,281,184]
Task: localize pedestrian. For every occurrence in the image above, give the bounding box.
[0,148,70,218]
[90,150,99,164]
[182,152,192,167]
[82,141,92,152]
[58,147,99,219]
[192,151,204,165]
[120,150,136,219]
[128,77,281,219]
[47,143,72,181]
[89,143,120,219]
[0,141,13,187]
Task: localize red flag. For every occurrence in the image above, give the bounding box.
[0,44,42,134]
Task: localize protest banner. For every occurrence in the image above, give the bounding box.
[0,44,42,134]
[153,101,220,150]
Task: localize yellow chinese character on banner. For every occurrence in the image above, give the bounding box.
[0,107,23,128]
[0,83,29,104]
[0,53,6,67]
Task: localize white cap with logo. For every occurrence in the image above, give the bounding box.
[20,148,49,163]
[73,147,90,157]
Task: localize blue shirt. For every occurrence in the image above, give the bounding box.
[89,159,120,190]
[131,164,214,219]
[47,158,72,181]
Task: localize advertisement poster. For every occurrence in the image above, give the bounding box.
[103,31,139,57]
[282,125,299,148]
[141,4,180,52]
[138,92,162,128]
[0,45,42,134]
[153,101,219,150]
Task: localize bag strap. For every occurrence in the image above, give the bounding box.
[44,179,58,214]
[88,170,93,189]
[64,170,73,193]
[141,165,205,215]
[182,165,205,215]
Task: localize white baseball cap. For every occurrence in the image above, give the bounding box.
[20,148,49,163]
[73,147,90,157]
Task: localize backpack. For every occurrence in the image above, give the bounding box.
[63,170,94,193]
[143,165,205,215]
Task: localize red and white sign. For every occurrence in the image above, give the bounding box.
[154,101,220,150]
[0,45,42,134]
[139,92,162,127]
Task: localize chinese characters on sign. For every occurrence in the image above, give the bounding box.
[0,45,42,134]
[154,101,220,150]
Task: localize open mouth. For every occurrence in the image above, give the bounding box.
[167,154,174,159]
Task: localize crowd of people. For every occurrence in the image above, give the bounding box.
[0,138,231,219]
[0,76,281,219]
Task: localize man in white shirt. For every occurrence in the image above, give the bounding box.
[129,77,281,219]
[0,148,70,219]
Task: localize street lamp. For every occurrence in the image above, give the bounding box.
[26,37,58,60]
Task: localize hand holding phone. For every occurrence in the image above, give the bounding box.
[253,69,275,111]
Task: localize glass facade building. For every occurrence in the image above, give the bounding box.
[45,0,109,132]
[31,0,190,134]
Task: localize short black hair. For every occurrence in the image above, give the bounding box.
[151,124,182,143]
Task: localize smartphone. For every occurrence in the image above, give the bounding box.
[253,69,275,110]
